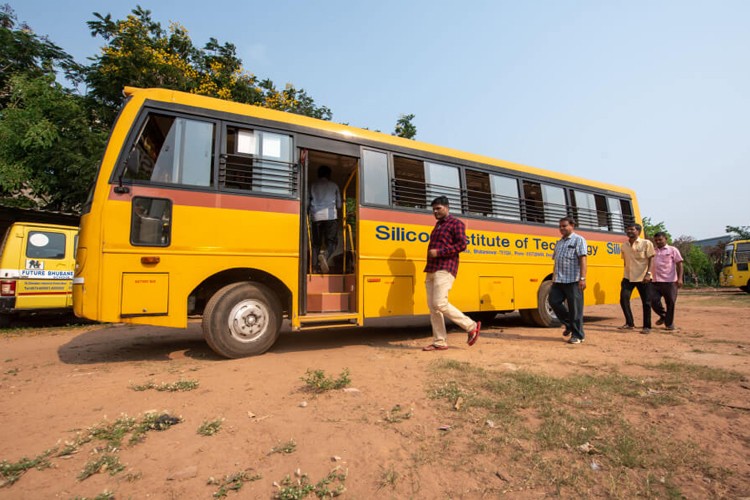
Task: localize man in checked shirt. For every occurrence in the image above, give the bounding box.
[422,196,481,351]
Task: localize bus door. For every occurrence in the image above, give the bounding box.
[298,147,359,319]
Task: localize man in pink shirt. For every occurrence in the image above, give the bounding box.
[650,231,684,331]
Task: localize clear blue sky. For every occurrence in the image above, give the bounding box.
[12,0,750,240]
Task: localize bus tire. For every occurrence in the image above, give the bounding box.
[746,280,750,294]
[202,282,282,358]
[521,280,558,327]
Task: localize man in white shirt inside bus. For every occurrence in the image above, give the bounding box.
[309,165,341,273]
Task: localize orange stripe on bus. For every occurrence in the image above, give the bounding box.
[108,185,299,214]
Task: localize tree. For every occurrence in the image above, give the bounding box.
[0,5,80,106]
[0,75,106,211]
[84,7,330,126]
[393,113,417,139]
[641,216,671,241]
[673,236,717,286]
[726,225,750,240]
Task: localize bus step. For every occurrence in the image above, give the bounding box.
[298,315,358,331]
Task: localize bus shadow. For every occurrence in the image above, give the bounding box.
[58,323,221,364]
[58,313,617,363]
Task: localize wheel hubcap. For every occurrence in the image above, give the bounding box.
[227,299,268,343]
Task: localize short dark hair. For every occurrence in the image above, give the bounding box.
[654,231,667,239]
[317,165,331,179]
[559,216,576,227]
[431,196,450,207]
[625,222,642,232]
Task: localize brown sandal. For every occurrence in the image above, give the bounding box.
[422,344,449,351]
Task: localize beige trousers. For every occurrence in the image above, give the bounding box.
[425,270,476,346]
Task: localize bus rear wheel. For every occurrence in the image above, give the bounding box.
[519,280,558,327]
[202,282,282,358]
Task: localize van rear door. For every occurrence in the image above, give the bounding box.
[16,226,75,310]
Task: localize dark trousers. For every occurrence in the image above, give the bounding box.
[311,219,337,269]
[651,282,678,327]
[620,279,651,328]
[549,282,584,339]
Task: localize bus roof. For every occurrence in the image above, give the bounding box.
[123,86,636,198]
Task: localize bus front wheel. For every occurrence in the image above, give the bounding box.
[202,282,282,358]
[519,280,558,327]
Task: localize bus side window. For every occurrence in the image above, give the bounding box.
[131,197,172,246]
[122,114,214,187]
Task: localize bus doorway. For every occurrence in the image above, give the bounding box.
[300,149,359,321]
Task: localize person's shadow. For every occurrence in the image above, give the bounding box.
[379,248,416,316]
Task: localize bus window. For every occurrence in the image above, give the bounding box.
[465,170,492,216]
[594,194,609,230]
[224,127,294,195]
[123,114,214,187]
[542,184,567,224]
[131,197,172,246]
[491,174,521,221]
[393,156,426,208]
[607,197,624,232]
[573,190,601,229]
[620,199,635,227]
[523,181,544,223]
[425,162,461,209]
[362,149,389,205]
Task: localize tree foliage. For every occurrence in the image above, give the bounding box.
[393,113,417,139]
[725,225,750,240]
[84,6,331,126]
[641,216,670,241]
[0,74,106,210]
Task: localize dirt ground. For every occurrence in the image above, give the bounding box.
[1,289,749,499]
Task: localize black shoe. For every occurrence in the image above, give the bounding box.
[562,327,572,337]
[567,337,583,344]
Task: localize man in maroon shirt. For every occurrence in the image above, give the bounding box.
[422,196,481,351]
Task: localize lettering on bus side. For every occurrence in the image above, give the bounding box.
[607,242,622,255]
[374,224,604,257]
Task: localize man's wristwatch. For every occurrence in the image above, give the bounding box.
[579,277,586,281]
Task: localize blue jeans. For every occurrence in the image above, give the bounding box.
[549,282,584,339]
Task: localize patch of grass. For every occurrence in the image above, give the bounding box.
[208,468,262,498]
[383,404,413,423]
[269,440,297,455]
[274,467,347,500]
[72,491,115,500]
[0,450,53,486]
[3,368,18,376]
[376,465,398,490]
[646,361,744,383]
[300,368,351,393]
[197,418,224,437]
[130,379,199,392]
[78,454,124,481]
[427,359,732,497]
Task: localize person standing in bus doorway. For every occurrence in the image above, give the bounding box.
[550,217,588,344]
[309,165,341,274]
[422,196,481,351]
[650,231,684,331]
[619,222,655,334]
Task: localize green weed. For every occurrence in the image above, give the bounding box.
[197,418,224,436]
[130,379,199,392]
[301,368,351,393]
[270,440,297,455]
[208,468,262,498]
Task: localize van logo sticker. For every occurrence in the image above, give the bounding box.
[26,259,44,270]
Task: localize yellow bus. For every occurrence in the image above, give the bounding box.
[720,239,750,292]
[74,87,639,357]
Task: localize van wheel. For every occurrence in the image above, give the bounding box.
[520,281,558,327]
[0,314,10,329]
[202,282,281,358]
